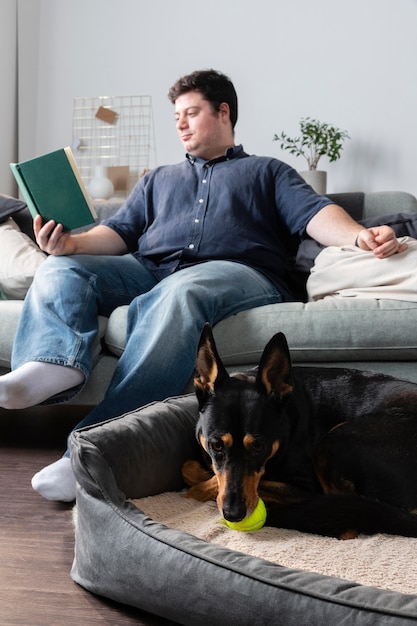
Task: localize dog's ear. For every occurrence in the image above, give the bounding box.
[256,332,294,399]
[194,323,229,403]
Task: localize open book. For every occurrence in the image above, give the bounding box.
[10,147,97,231]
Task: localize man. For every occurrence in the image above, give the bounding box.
[0,69,403,502]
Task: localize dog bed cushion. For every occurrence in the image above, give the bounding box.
[131,491,417,595]
[70,395,417,626]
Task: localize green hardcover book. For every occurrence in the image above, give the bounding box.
[10,147,97,231]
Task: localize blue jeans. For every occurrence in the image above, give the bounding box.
[12,254,282,451]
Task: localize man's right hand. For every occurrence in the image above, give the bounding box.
[34,214,129,257]
[34,215,75,256]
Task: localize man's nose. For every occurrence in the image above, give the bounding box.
[176,115,187,130]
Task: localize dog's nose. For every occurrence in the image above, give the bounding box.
[222,501,247,523]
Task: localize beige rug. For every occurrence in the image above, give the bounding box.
[132,491,417,596]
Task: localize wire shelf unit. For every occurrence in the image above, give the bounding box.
[72,95,155,196]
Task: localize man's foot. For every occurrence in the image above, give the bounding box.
[31,457,76,502]
[0,362,85,410]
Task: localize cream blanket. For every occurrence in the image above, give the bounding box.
[132,492,417,595]
[307,236,417,301]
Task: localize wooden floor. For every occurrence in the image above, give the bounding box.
[0,407,180,626]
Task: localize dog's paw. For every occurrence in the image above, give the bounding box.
[182,459,218,502]
[183,477,218,502]
[182,459,214,486]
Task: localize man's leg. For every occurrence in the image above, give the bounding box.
[1,253,157,410]
[33,261,282,501]
[74,260,283,425]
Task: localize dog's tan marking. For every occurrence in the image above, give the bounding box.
[243,434,254,448]
[198,433,208,453]
[221,433,233,448]
[268,440,280,460]
[242,470,265,515]
[216,468,230,513]
[339,529,359,540]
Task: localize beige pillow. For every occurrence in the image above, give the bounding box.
[0,217,46,299]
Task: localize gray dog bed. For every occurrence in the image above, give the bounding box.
[70,394,417,625]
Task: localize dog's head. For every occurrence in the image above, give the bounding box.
[194,323,294,523]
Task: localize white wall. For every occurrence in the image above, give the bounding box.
[13,0,417,197]
[0,0,17,194]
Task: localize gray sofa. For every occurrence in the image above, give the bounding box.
[1,190,417,413]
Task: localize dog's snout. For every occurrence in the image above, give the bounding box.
[221,495,247,522]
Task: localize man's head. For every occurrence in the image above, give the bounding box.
[168,69,238,161]
[168,69,238,129]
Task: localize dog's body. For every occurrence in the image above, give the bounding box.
[183,323,417,538]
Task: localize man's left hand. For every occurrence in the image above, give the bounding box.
[356,226,408,258]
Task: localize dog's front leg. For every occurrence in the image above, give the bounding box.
[182,459,218,502]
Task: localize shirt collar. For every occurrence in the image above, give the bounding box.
[186,144,245,166]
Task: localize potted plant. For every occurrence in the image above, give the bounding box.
[273,117,350,193]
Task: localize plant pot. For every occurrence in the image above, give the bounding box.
[299,170,327,195]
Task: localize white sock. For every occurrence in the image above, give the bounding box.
[31,457,76,502]
[0,361,85,409]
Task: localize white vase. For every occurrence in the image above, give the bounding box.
[88,166,114,200]
[299,170,327,195]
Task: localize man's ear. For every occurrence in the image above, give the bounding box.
[218,102,230,123]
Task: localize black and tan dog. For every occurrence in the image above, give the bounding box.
[183,323,417,539]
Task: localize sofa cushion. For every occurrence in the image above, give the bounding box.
[105,300,417,365]
[0,218,47,299]
[0,300,25,368]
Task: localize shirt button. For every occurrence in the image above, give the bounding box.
[198,198,204,203]
[188,243,195,249]
[202,179,207,184]
[194,218,199,224]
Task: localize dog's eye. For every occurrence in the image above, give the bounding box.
[251,440,266,454]
[211,441,224,453]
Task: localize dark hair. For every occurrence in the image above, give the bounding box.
[168,69,238,129]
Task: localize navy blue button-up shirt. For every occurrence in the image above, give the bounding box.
[103,145,331,300]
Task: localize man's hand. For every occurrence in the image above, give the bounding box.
[33,215,129,257]
[34,215,75,256]
[306,204,408,260]
[356,226,408,259]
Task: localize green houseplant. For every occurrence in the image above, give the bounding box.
[273,117,350,193]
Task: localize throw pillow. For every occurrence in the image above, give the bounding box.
[295,211,417,274]
[0,194,27,222]
[0,217,46,299]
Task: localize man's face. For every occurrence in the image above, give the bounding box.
[174,91,232,161]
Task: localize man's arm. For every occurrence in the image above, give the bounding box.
[306,203,407,259]
[34,215,128,256]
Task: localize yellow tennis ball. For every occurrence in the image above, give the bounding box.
[224,498,267,532]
